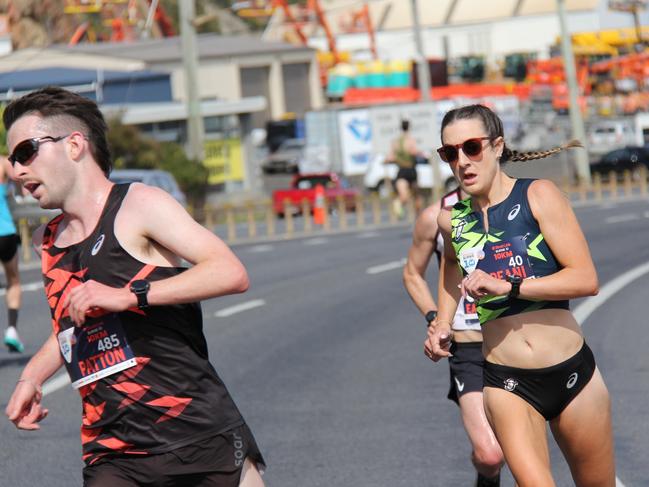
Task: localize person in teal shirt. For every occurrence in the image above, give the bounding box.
[1,156,23,353]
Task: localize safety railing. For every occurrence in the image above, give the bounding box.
[14,166,649,262]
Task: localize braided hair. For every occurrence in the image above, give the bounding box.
[440,104,583,163]
[503,139,583,163]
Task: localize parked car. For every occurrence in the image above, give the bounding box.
[261,138,305,174]
[587,121,636,156]
[589,146,649,179]
[272,172,359,217]
[109,169,187,207]
[364,153,457,197]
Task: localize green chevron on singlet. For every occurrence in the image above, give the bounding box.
[450,179,569,325]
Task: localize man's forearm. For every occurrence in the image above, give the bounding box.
[20,333,64,386]
[145,258,249,307]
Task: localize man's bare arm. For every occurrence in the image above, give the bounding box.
[6,333,63,430]
[403,202,442,316]
[131,185,249,306]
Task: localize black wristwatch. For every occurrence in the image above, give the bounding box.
[506,274,523,299]
[130,279,150,309]
[425,310,438,327]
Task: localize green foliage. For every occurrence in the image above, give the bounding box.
[106,118,209,208]
[159,142,209,207]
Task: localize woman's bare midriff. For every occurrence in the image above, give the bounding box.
[481,308,584,368]
[452,329,483,343]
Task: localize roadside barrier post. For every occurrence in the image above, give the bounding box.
[406,197,416,223]
[225,204,236,242]
[639,166,648,197]
[246,201,257,239]
[204,205,215,231]
[337,196,348,230]
[561,176,571,197]
[355,194,365,228]
[284,199,294,237]
[371,193,381,226]
[265,200,275,237]
[578,179,587,202]
[593,173,602,202]
[19,218,31,263]
[301,198,312,233]
[388,195,398,224]
[609,171,618,199]
[623,170,632,197]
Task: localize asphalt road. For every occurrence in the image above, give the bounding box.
[0,197,648,487]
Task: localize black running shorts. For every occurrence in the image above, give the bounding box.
[0,234,19,263]
[447,341,485,404]
[483,341,596,420]
[83,423,265,487]
[394,167,418,186]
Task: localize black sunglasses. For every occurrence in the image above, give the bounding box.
[437,137,492,163]
[8,134,72,167]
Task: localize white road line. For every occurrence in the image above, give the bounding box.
[214,299,266,318]
[42,372,71,396]
[357,231,380,239]
[248,244,274,253]
[604,214,639,224]
[0,280,42,295]
[366,258,407,275]
[304,237,329,246]
[572,262,649,487]
[573,260,649,325]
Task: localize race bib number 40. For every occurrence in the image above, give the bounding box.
[476,236,535,281]
[57,313,137,389]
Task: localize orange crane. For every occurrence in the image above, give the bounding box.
[66,0,175,45]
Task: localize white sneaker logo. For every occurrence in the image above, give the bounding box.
[91,234,105,256]
[503,378,518,392]
[454,377,465,392]
[507,204,521,221]
[566,372,579,389]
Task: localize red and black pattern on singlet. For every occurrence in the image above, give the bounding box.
[41,184,244,466]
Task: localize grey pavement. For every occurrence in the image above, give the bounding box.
[0,198,648,486]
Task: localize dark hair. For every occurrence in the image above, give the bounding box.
[401,119,410,132]
[440,104,582,163]
[3,86,112,176]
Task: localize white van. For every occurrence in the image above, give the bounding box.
[364,153,457,197]
[587,121,636,155]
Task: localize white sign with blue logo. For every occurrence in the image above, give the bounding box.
[338,109,372,176]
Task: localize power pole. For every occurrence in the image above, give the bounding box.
[179,0,204,161]
[410,0,442,198]
[556,0,590,185]
[410,0,431,102]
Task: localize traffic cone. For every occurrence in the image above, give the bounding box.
[313,184,326,225]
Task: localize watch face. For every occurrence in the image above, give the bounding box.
[425,311,438,322]
[508,275,522,284]
[131,280,150,293]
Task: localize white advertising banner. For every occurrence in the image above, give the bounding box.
[337,109,372,176]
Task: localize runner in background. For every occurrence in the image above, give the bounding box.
[387,119,420,218]
[0,155,23,353]
[404,187,505,487]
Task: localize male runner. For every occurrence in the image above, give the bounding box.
[4,87,265,486]
[403,188,504,487]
